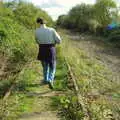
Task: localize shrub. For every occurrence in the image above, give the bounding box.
[108,28,120,43]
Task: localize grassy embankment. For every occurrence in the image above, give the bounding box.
[58,29,120,120]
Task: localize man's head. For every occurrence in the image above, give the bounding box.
[36,17,45,24]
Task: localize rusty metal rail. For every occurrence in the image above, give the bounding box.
[65,57,90,120]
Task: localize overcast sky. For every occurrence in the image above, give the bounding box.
[28,0,96,20]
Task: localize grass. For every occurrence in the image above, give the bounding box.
[54,54,68,91]
[0,61,41,120]
[1,28,119,120]
[58,29,120,120]
[0,44,69,120]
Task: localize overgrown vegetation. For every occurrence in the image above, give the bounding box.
[0,0,120,120]
[57,0,120,46]
[107,27,120,47]
[0,41,69,120]
[51,95,85,120]
[58,29,120,120]
[0,1,54,119]
[0,0,53,93]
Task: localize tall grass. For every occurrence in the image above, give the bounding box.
[59,29,120,120]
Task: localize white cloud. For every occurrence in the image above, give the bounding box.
[43,7,70,20]
[30,0,95,6]
[31,0,96,7]
[30,0,96,20]
[55,0,95,7]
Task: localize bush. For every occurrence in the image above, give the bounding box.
[57,0,118,35]
[13,1,53,29]
[59,95,84,120]
[108,28,120,41]
[107,27,120,47]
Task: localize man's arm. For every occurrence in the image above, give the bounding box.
[35,30,39,44]
[53,29,62,44]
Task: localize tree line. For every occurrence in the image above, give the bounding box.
[57,0,120,46]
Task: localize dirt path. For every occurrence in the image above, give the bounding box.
[68,33,120,82]
[19,111,60,120]
[17,78,62,120]
[16,59,68,120]
[0,49,69,120]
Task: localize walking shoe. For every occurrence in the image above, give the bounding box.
[49,80,54,89]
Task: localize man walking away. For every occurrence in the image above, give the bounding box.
[35,18,61,89]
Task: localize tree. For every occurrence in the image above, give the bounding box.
[57,15,71,28]
[94,0,117,26]
[57,0,118,34]
[68,4,95,31]
[13,1,53,29]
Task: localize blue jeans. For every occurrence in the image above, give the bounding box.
[41,61,56,82]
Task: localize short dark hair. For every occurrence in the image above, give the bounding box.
[36,18,45,24]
